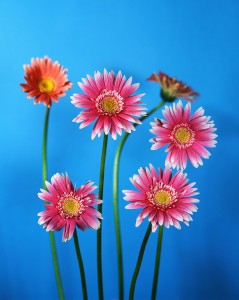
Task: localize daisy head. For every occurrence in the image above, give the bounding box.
[148,71,199,103]
[71,69,146,140]
[38,173,102,242]
[150,101,217,169]
[123,164,199,231]
[20,56,72,107]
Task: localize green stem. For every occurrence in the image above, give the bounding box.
[151,226,164,300]
[73,231,88,300]
[113,100,165,300]
[129,224,152,300]
[113,132,127,300]
[42,107,65,300]
[97,134,108,300]
[42,107,50,190]
[139,100,165,125]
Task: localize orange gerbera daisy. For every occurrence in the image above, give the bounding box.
[148,71,199,102]
[20,56,72,107]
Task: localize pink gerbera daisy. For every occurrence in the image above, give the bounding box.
[148,71,199,102]
[150,101,217,169]
[20,56,72,107]
[38,173,102,242]
[123,164,199,231]
[71,69,146,140]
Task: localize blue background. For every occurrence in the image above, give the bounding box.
[0,0,238,299]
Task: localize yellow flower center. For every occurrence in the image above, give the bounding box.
[102,97,119,113]
[62,197,80,215]
[154,190,172,205]
[95,90,124,115]
[174,127,191,144]
[38,78,55,93]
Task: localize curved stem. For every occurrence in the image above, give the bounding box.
[129,224,152,300]
[73,231,88,300]
[97,134,108,300]
[113,100,165,300]
[139,101,165,124]
[151,226,164,300]
[42,107,65,300]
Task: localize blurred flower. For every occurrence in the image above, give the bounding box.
[123,164,199,231]
[71,69,146,140]
[38,173,102,242]
[148,71,199,102]
[20,56,72,107]
[150,101,217,169]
